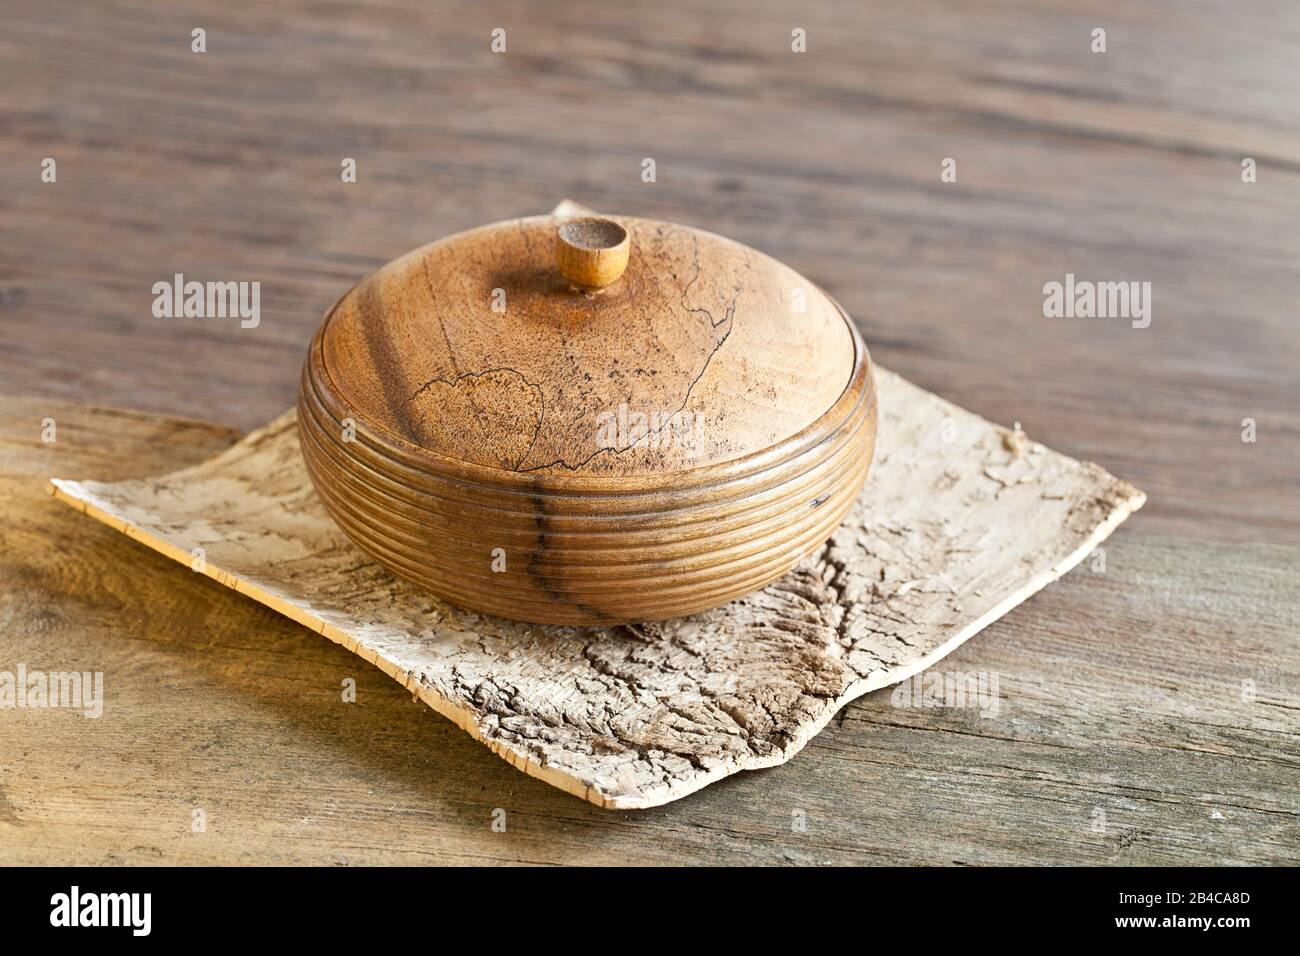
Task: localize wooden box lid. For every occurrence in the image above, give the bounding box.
[310,214,858,479]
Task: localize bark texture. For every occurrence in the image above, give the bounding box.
[51,369,1144,808]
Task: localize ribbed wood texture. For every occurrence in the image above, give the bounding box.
[298,214,875,624]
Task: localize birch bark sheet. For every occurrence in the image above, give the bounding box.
[51,368,1144,808]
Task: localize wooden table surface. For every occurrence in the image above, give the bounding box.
[1,0,1296,864]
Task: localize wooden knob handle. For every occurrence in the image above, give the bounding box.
[555,217,629,292]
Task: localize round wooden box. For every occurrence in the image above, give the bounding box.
[298,211,876,625]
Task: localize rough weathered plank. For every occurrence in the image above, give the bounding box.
[3,0,1298,863]
[1,395,1295,863]
[2,0,1298,547]
[51,369,1142,807]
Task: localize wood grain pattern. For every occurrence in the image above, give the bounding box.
[313,214,855,474]
[2,0,1297,863]
[300,210,874,623]
[3,0,1292,547]
[3,395,1294,863]
[53,368,1142,807]
[4,0,1298,545]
